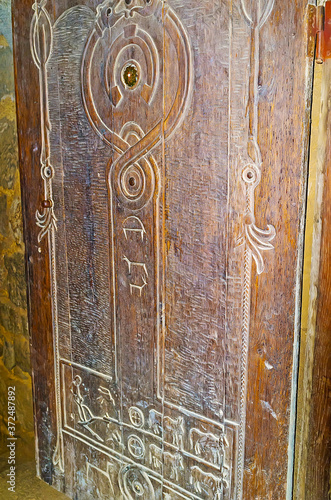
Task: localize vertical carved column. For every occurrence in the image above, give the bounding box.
[81,0,192,405]
[236,1,276,497]
[30,0,64,472]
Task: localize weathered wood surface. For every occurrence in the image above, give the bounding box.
[12,1,56,483]
[307,147,331,499]
[295,59,331,500]
[12,0,313,498]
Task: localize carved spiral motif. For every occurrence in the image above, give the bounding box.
[113,155,155,210]
[82,0,193,210]
[119,465,155,500]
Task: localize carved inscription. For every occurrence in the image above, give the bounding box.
[123,254,148,295]
[123,216,146,240]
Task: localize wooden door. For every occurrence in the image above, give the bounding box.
[12,1,313,498]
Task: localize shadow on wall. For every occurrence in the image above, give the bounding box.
[0,0,34,462]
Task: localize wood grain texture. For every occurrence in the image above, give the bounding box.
[12,0,57,484]
[299,59,331,500]
[12,0,313,498]
[244,2,314,498]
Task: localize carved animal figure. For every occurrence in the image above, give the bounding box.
[190,466,226,500]
[149,444,163,470]
[149,444,184,481]
[148,410,185,449]
[164,451,184,481]
[148,409,162,435]
[97,386,116,407]
[189,428,228,466]
[164,416,185,449]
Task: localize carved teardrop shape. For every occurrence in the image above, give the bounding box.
[240,0,275,28]
[30,1,53,68]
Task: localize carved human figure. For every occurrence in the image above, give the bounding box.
[70,376,117,443]
[71,375,94,424]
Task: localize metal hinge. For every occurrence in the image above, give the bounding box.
[308,2,331,63]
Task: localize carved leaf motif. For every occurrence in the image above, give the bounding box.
[245,222,276,274]
[247,136,262,168]
[36,206,57,243]
[240,0,275,29]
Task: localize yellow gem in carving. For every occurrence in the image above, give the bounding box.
[122,63,139,89]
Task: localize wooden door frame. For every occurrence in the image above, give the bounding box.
[295,60,331,500]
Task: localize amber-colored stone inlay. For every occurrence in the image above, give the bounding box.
[122,63,139,89]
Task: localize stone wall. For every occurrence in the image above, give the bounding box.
[0,0,34,461]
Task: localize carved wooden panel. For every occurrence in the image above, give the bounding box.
[13,0,313,498]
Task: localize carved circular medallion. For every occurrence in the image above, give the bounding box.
[81,2,192,144]
[41,164,54,180]
[119,464,155,500]
[129,407,145,428]
[242,163,260,186]
[121,62,140,89]
[120,163,145,200]
[112,155,156,210]
[128,435,145,459]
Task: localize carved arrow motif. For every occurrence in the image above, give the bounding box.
[31,0,57,243]
[237,1,276,498]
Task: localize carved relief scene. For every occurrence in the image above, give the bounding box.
[11,0,314,497]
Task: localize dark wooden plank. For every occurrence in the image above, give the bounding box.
[12,0,57,484]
